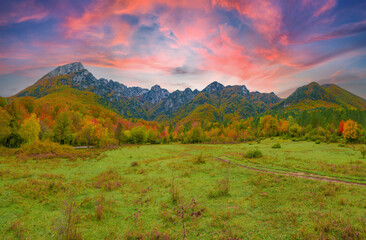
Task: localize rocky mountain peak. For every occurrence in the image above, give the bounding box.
[202,81,225,93]
[143,85,170,104]
[241,85,250,95]
[151,85,163,91]
[45,62,85,78]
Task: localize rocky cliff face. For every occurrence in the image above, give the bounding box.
[52,63,150,102]
[44,62,85,78]
[142,85,170,104]
[242,85,250,95]
[153,88,200,117]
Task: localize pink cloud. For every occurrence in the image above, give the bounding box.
[314,0,336,17]
[212,0,283,42]
[2,0,365,98]
[0,0,49,26]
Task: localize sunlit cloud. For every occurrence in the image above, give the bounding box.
[0,0,365,98]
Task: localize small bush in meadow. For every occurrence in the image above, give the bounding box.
[170,176,180,204]
[96,204,104,221]
[272,143,281,149]
[16,139,99,160]
[92,170,123,191]
[245,149,263,159]
[315,140,321,144]
[18,139,74,157]
[7,220,27,239]
[208,179,230,198]
[12,178,67,200]
[338,144,345,147]
[194,153,205,164]
[96,195,105,221]
[360,147,366,159]
[53,200,82,240]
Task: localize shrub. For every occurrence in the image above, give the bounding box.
[53,200,82,240]
[16,139,99,160]
[12,178,67,200]
[360,147,366,159]
[245,149,263,158]
[92,170,123,191]
[315,140,321,144]
[338,144,345,147]
[272,143,281,149]
[95,194,105,221]
[194,153,205,164]
[7,220,27,239]
[18,139,73,157]
[170,175,180,204]
[208,179,230,198]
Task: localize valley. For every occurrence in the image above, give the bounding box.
[2,1,366,239]
[1,139,365,239]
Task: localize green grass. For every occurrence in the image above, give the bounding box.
[0,141,366,239]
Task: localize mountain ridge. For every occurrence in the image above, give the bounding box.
[11,62,366,123]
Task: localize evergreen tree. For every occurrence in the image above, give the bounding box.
[115,122,123,145]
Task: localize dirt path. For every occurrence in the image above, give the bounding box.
[214,156,366,187]
[163,147,366,186]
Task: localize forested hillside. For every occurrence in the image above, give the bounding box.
[0,63,365,149]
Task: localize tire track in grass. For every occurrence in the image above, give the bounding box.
[162,147,366,186]
[214,156,366,187]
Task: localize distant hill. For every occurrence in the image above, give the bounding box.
[322,84,366,110]
[272,82,366,111]
[167,83,281,124]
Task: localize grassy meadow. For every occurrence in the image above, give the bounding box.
[1,139,366,239]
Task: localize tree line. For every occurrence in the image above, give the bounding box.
[0,96,365,148]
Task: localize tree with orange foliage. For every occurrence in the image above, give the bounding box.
[279,120,290,134]
[342,119,360,142]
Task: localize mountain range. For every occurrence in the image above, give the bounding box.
[13,62,366,124]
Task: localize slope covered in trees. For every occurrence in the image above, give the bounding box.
[273,82,366,111]
[15,63,281,122]
[1,63,366,148]
[322,84,366,110]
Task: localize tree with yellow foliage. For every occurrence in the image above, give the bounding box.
[0,107,11,143]
[342,119,360,142]
[259,115,278,136]
[19,113,41,144]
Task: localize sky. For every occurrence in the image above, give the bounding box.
[0,0,366,98]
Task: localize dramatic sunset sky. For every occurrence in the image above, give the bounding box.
[0,0,366,98]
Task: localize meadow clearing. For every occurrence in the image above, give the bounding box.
[0,139,365,239]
